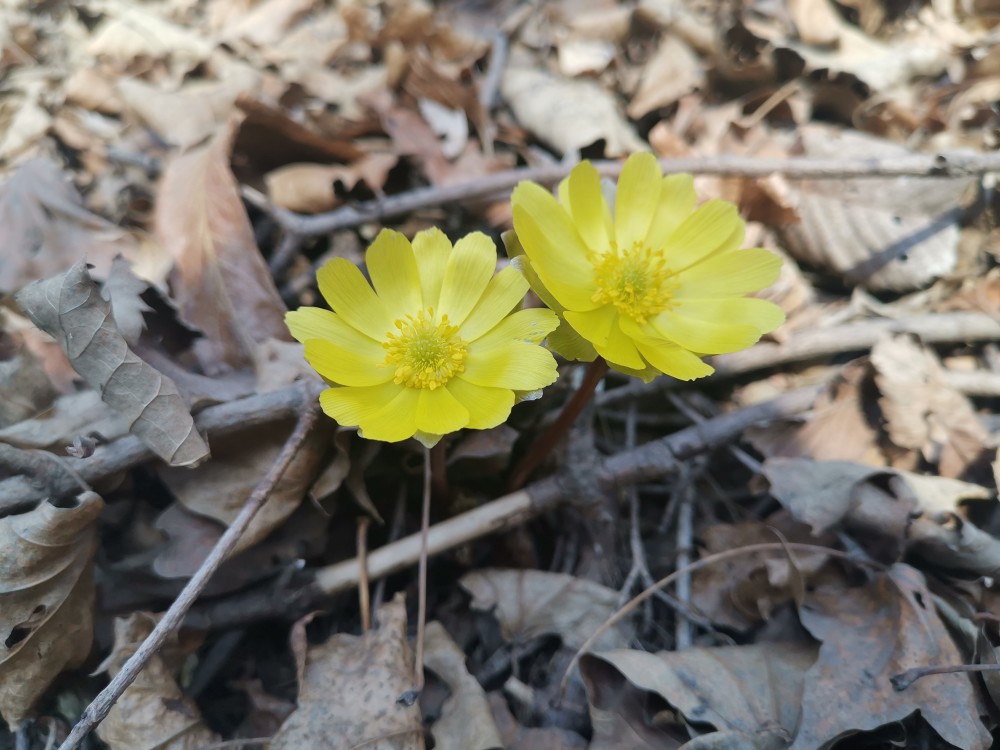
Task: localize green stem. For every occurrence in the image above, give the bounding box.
[507,357,609,491]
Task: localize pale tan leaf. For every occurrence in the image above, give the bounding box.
[501,67,645,157]
[264,154,397,214]
[271,594,423,749]
[460,569,634,651]
[155,118,290,375]
[96,613,220,750]
[86,5,212,72]
[15,263,210,467]
[627,34,704,119]
[102,256,152,345]
[0,491,103,729]
[423,622,503,750]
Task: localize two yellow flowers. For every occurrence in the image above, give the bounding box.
[286,153,785,446]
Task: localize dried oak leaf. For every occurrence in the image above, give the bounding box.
[155,116,290,376]
[792,564,991,750]
[15,263,209,468]
[871,334,990,478]
[424,621,504,750]
[95,613,220,750]
[271,594,422,749]
[0,491,103,729]
[581,642,816,749]
[460,569,634,652]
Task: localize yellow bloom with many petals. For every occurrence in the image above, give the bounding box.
[286,228,560,446]
[509,152,785,382]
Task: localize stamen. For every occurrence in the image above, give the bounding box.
[382,308,468,389]
[590,241,678,324]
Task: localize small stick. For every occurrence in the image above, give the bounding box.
[556,542,884,702]
[508,358,609,491]
[413,446,433,693]
[358,516,371,633]
[674,478,695,651]
[890,663,1000,691]
[57,395,320,750]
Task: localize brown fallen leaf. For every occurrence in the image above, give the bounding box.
[271,594,423,749]
[0,491,103,729]
[95,613,220,750]
[792,564,991,750]
[582,642,816,749]
[423,621,504,750]
[627,34,704,119]
[0,390,125,452]
[155,116,290,375]
[264,153,397,214]
[460,569,635,651]
[15,263,210,468]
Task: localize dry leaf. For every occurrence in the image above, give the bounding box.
[871,334,990,478]
[583,643,816,749]
[264,153,397,214]
[501,67,645,157]
[0,390,125,452]
[792,564,991,750]
[627,34,704,119]
[0,491,103,728]
[460,569,634,651]
[102,255,152,345]
[95,613,220,750]
[423,621,504,750]
[271,594,423,749]
[15,264,209,467]
[155,117,290,375]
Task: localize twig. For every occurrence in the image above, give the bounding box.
[57,394,320,750]
[508,358,609,491]
[412,446,433,694]
[313,384,821,597]
[268,230,305,277]
[260,152,1000,238]
[358,517,371,633]
[557,542,885,703]
[890,663,1000,691]
[598,312,1000,408]
[674,477,695,651]
[373,484,408,611]
[0,380,325,513]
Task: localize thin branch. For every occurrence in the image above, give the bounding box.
[891,663,1000,691]
[57,394,320,750]
[312,384,821,597]
[266,152,1000,238]
[413,446,433,694]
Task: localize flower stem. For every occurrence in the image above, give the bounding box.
[413,445,433,693]
[507,357,609,491]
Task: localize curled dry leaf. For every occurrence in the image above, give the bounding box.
[95,613,220,750]
[0,390,125,452]
[582,642,816,749]
[871,334,990,478]
[423,621,504,750]
[792,564,991,750]
[264,153,397,214]
[102,255,152,345]
[155,116,290,375]
[15,263,210,468]
[0,491,103,729]
[501,67,645,157]
[271,594,423,750]
[460,569,634,651]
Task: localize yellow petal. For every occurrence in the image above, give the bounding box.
[366,229,422,319]
[614,153,662,250]
[594,319,645,369]
[661,200,744,273]
[649,311,764,355]
[676,248,783,298]
[644,174,696,250]
[286,307,365,345]
[673,297,785,335]
[319,381,402,427]
[317,258,394,341]
[416,387,469,435]
[358,387,421,443]
[564,305,616,347]
[511,184,599,311]
[459,265,529,341]
[304,338,392,386]
[462,342,558,390]
[412,227,452,309]
[567,160,613,253]
[437,232,496,326]
[503,233,565,313]
[633,338,714,381]
[446,378,515,429]
[473,307,559,349]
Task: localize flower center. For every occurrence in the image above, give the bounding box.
[591,242,678,324]
[382,308,467,390]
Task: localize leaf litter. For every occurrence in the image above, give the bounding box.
[2,0,1000,748]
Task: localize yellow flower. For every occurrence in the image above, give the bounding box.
[509,152,785,382]
[286,228,560,446]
